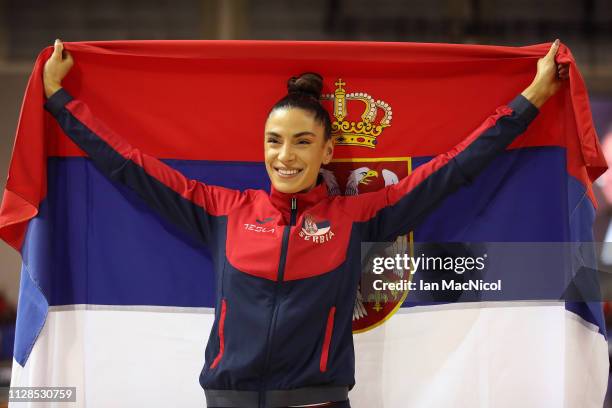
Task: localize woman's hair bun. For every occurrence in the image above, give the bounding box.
[287,72,324,100]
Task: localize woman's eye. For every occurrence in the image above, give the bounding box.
[267,138,280,143]
[297,140,311,145]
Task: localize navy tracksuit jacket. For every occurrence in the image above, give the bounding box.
[45,88,539,407]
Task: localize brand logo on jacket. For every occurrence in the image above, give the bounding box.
[244,216,276,233]
[255,217,274,224]
[243,223,275,233]
[299,215,334,243]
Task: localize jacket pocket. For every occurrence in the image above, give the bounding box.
[319,306,336,372]
[210,298,227,369]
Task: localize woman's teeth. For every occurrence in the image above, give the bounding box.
[277,168,302,177]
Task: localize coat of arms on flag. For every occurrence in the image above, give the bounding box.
[321,158,413,333]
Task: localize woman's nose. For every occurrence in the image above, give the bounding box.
[278,143,295,162]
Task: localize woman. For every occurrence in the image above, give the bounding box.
[43,39,568,408]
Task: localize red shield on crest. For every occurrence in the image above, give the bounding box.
[321,158,413,333]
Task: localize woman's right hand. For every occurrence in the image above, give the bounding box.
[43,39,73,98]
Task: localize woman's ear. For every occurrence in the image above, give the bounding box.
[322,139,334,165]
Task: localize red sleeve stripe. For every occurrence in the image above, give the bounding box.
[387,106,513,204]
[348,106,514,223]
[64,100,239,217]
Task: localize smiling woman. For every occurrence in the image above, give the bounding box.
[264,73,335,194]
[41,39,567,408]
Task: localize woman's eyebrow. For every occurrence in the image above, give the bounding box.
[265,131,316,138]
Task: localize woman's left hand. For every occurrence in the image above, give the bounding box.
[521,39,569,108]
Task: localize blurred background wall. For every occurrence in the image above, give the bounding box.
[0,0,611,402]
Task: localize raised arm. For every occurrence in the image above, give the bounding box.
[43,40,245,246]
[345,39,569,242]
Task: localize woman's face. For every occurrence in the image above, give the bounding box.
[264,107,334,194]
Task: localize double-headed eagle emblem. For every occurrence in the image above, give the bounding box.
[319,167,408,323]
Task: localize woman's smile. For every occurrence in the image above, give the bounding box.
[275,167,303,178]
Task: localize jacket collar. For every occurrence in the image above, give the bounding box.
[269,178,329,215]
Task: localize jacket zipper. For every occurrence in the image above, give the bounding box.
[259,197,297,408]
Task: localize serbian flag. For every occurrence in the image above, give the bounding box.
[1,40,608,407]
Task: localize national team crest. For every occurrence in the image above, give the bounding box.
[299,215,334,243]
[321,158,413,333]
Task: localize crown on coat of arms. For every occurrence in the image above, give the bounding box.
[321,78,392,149]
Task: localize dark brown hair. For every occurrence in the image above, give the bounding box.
[268,72,333,140]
